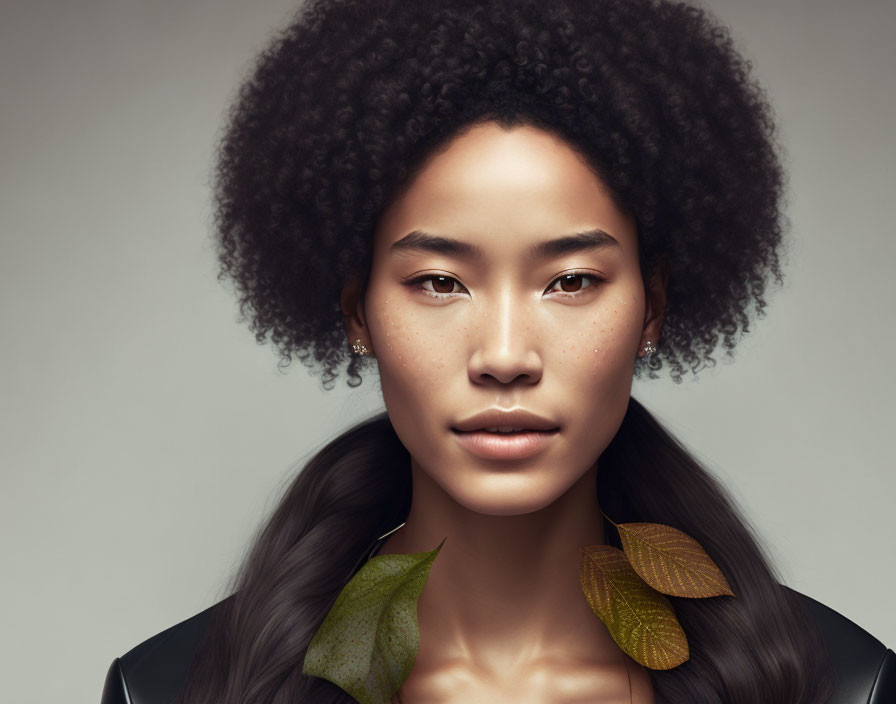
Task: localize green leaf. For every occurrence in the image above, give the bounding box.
[302,538,445,704]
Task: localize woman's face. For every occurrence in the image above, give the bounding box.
[344,121,665,516]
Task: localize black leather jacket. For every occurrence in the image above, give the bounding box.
[101,583,894,704]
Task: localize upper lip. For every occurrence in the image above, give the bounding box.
[451,408,560,432]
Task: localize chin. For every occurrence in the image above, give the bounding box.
[442,473,572,516]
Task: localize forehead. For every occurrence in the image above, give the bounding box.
[373,122,637,255]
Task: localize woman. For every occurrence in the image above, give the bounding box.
[100,0,894,702]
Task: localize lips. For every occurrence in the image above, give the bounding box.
[450,408,560,460]
[452,427,558,460]
[451,408,560,433]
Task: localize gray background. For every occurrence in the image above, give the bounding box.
[1,1,893,701]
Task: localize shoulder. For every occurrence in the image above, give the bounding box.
[100,596,233,704]
[101,589,895,704]
[783,585,895,704]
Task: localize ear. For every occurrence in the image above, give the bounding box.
[340,270,374,356]
[640,257,669,356]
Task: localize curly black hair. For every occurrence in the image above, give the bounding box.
[213,0,785,389]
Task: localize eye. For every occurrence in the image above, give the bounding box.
[545,272,603,297]
[402,271,604,300]
[403,274,469,299]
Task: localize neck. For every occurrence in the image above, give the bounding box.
[376,457,623,676]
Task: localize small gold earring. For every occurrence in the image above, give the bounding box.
[351,338,370,356]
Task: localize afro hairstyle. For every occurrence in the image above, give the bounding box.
[213,0,786,388]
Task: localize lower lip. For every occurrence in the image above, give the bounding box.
[451,429,559,460]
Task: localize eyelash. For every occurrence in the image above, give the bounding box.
[403,271,605,300]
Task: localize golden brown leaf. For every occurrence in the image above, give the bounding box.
[580,544,689,670]
[616,522,735,598]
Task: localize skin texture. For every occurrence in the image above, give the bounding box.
[342,122,666,702]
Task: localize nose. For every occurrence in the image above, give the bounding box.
[467,290,543,386]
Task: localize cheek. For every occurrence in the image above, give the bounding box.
[564,292,644,382]
[366,298,460,419]
[371,301,458,370]
[551,292,643,469]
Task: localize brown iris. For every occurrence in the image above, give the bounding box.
[557,274,586,292]
[430,276,456,294]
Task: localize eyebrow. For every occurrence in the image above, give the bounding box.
[390,228,620,260]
